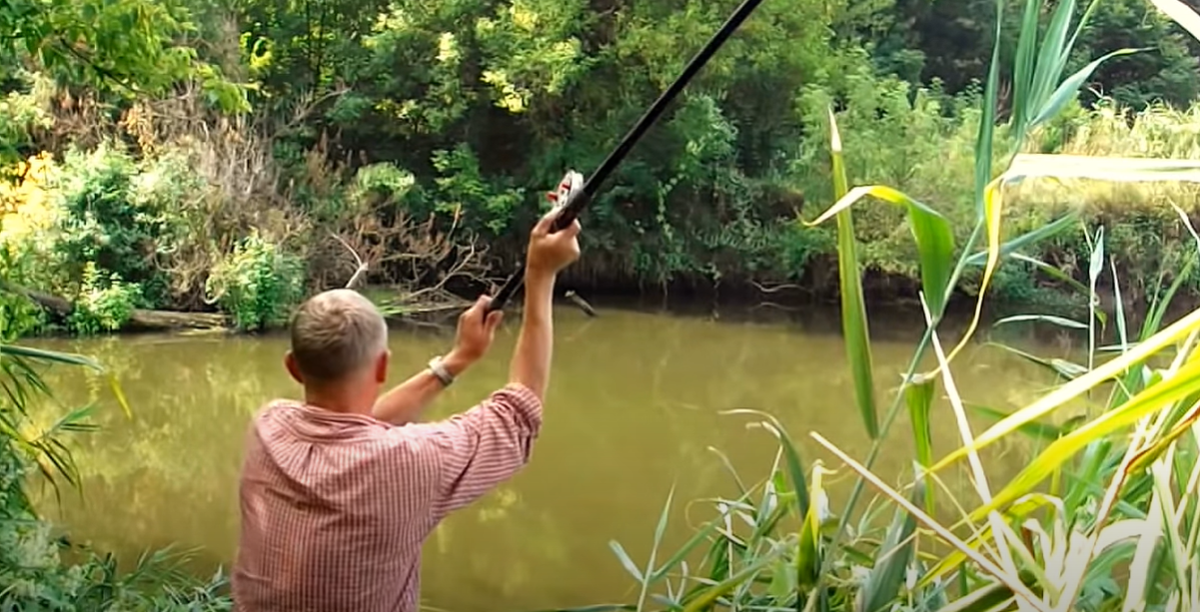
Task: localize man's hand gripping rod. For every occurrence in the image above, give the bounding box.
[485,0,766,314]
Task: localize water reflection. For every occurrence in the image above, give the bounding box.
[27,303,1063,610]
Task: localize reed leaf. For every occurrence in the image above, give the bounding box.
[530,606,638,612]
[974,0,1003,204]
[822,108,878,439]
[608,541,644,583]
[1029,49,1140,129]
[932,306,1200,472]
[1010,253,1092,297]
[920,493,1063,587]
[678,543,786,612]
[806,184,955,320]
[966,403,1065,442]
[796,461,825,589]
[903,375,936,513]
[810,433,1047,610]
[1088,226,1106,373]
[855,467,924,612]
[0,343,131,419]
[1010,0,1041,133]
[647,516,725,584]
[1125,399,1200,476]
[986,341,1088,380]
[1003,154,1200,183]
[722,410,811,517]
[1149,0,1200,42]
[963,358,1200,524]
[993,315,1089,331]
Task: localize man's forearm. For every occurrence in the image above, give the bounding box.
[508,271,555,400]
[372,350,475,425]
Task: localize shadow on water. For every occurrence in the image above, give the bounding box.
[23,298,1072,610]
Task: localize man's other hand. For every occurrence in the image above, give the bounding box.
[452,295,504,362]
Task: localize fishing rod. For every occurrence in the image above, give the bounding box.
[486,0,767,313]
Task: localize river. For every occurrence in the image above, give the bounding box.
[24,299,1067,610]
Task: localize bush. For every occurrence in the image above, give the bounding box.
[205,231,306,332]
[67,263,142,335]
[51,144,178,307]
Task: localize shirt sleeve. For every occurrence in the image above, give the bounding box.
[408,383,544,522]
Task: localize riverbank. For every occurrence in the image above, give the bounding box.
[4,85,1200,344]
[3,254,1194,343]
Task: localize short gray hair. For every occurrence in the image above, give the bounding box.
[289,289,388,383]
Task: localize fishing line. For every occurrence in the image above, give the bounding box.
[486,0,767,313]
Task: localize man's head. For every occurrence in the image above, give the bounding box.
[284,289,390,400]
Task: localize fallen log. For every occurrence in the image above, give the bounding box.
[4,280,474,333]
[126,309,228,331]
[2,281,230,331]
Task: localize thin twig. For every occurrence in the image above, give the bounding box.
[331,231,368,289]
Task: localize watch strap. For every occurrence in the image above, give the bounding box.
[428,356,454,387]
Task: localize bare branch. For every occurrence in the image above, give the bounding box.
[331,231,369,289]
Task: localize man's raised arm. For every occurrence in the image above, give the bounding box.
[507,212,580,401]
[407,210,581,520]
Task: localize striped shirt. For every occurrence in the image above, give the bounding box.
[231,383,543,612]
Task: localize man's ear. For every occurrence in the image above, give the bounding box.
[374,350,389,384]
[284,351,305,384]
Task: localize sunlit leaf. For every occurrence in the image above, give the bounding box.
[1125,399,1200,475]
[964,358,1200,522]
[818,108,878,439]
[797,460,827,588]
[1148,0,1200,42]
[1003,154,1200,183]
[933,307,1200,472]
[920,493,1062,587]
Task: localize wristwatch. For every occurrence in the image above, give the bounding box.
[428,356,454,387]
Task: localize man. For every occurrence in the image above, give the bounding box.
[231,208,582,612]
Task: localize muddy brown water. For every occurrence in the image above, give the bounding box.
[25,300,1070,610]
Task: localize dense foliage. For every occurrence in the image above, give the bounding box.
[1,0,1199,337]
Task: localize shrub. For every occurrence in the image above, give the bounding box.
[51,144,175,307]
[205,231,305,332]
[67,263,142,336]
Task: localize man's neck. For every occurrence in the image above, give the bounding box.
[302,385,375,416]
